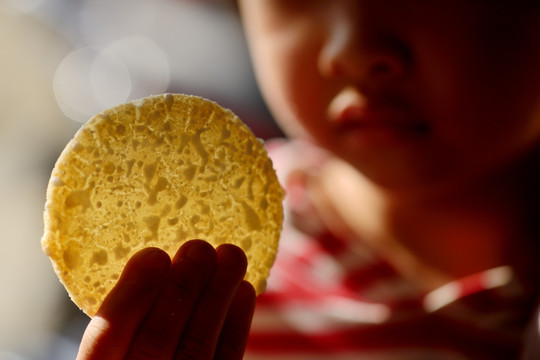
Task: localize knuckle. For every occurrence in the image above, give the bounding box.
[169,276,194,299]
[127,322,176,360]
[203,281,230,300]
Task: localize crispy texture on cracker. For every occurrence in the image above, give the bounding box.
[42,94,284,316]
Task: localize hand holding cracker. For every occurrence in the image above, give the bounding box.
[77,240,255,360]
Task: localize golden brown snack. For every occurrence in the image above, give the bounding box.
[42,94,284,316]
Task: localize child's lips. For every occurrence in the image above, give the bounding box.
[332,105,428,133]
[327,87,428,136]
[329,104,429,148]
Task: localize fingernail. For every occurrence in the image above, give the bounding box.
[131,247,169,275]
[185,240,215,264]
[217,244,248,272]
[237,280,256,302]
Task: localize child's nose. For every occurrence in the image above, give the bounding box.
[318,13,411,88]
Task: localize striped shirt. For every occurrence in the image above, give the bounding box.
[245,140,540,360]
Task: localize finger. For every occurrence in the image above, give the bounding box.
[174,244,248,360]
[77,247,170,360]
[215,280,256,360]
[126,239,217,359]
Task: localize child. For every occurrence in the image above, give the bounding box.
[77,1,540,359]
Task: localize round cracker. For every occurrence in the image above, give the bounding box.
[42,94,284,316]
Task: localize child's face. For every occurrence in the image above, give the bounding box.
[238,1,540,188]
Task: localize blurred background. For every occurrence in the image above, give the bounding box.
[0,0,281,358]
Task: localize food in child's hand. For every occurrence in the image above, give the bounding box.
[41,93,284,316]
